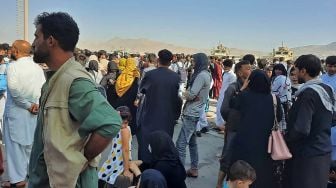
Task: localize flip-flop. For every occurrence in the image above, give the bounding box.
[1,181,10,188]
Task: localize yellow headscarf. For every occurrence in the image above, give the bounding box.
[118,58,126,71]
[115,58,140,97]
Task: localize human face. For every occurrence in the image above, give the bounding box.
[32,25,50,64]
[295,67,306,84]
[223,65,232,73]
[238,64,252,80]
[289,69,299,85]
[326,64,336,76]
[10,45,18,61]
[228,180,253,188]
[266,70,272,78]
[274,69,283,76]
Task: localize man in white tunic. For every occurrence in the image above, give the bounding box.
[3,40,45,187]
[215,59,236,131]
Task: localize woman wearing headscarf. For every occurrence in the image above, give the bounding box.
[118,57,127,72]
[147,131,187,188]
[231,70,283,188]
[176,53,212,178]
[86,60,103,84]
[111,58,140,135]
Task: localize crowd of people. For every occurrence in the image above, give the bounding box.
[0,11,335,188]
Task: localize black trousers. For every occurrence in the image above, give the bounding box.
[283,154,331,188]
[219,131,237,173]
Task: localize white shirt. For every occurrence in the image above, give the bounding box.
[6,56,46,109]
[169,62,183,73]
[271,75,291,103]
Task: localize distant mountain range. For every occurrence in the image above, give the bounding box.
[292,42,336,58]
[78,37,335,58]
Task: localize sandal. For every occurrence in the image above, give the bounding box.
[15,181,27,188]
[1,181,10,188]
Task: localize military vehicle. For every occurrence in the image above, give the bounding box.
[211,43,230,58]
[273,43,294,61]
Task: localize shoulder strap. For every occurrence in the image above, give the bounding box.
[272,94,279,130]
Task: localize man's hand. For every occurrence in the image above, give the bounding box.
[129,161,142,177]
[123,169,134,181]
[134,99,139,107]
[240,77,250,91]
[28,103,39,115]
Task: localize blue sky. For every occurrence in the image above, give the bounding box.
[0,0,335,51]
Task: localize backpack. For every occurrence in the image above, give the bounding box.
[177,63,187,83]
[0,63,9,94]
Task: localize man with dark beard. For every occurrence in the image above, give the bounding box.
[2,40,45,188]
[284,54,336,188]
[28,12,121,188]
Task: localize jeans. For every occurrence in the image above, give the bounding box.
[196,105,208,131]
[176,115,199,169]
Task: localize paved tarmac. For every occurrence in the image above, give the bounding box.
[0,99,224,188]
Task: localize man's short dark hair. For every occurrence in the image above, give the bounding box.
[257,59,268,69]
[223,59,234,68]
[0,43,10,51]
[243,54,255,65]
[294,54,322,77]
[279,57,285,62]
[234,60,250,74]
[326,56,336,66]
[97,50,107,58]
[228,160,256,182]
[158,49,173,66]
[34,12,80,52]
[265,65,273,72]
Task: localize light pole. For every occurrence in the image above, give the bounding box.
[24,0,28,41]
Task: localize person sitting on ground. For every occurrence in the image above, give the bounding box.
[138,169,167,188]
[227,160,256,188]
[147,131,187,188]
[98,106,133,187]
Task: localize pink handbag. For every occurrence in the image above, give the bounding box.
[267,94,292,160]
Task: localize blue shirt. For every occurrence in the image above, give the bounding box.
[321,73,336,93]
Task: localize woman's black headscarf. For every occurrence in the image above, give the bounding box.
[248,69,271,94]
[140,169,167,188]
[88,60,99,72]
[188,53,209,88]
[107,61,119,73]
[148,131,180,164]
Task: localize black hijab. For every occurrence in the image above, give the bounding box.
[140,169,167,188]
[88,60,99,72]
[148,131,180,164]
[107,61,119,73]
[188,53,209,88]
[248,69,271,94]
